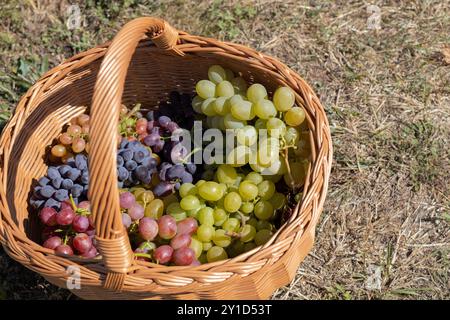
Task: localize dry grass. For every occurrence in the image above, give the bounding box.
[0,0,449,300]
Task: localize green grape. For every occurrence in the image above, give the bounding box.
[243,242,257,252]
[240,202,254,214]
[224,113,247,129]
[179,183,198,198]
[187,205,203,219]
[213,208,228,226]
[229,94,244,107]
[227,146,250,167]
[199,253,208,263]
[224,68,235,81]
[223,192,242,213]
[238,180,258,201]
[266,118,286,137]
[198,181,224,201]
[137,190,154,203]
[202,241,213,251]
[245,172,264,185]
[247,83,267,103]
[190,236,203,258]
[231,100,255,121]
[166,202,187,222]
[212,229,231,247]
[231,76,248,93]
[213,96,230,116]
[180,195,201,211]
[196,179,206,187]
[283,161,307,187]
[257,180,276,200]
[270,192,286,210]
[208,65,227,84]
[284,106,305,126]
[254,99,277,119]
[201,97,217,116]
[249,160,265,173]
[197,224,215,242]
[257,138,280,168]
[273,86,295,111]
[254,118,267,130]
[144,199,164,219]
[247,218,258,228]
[240,224,257,243]
[207,246,228,262]
[254,229,273,246]
[192,95,204,113]
[196,79,216,99]
[198,207,215,226]
[216,164,238,184]
[265,174,283,183]
[227,240,245,257]
[216,80,234,97]
[256,220,273,231]
[236,125,257,146]
[218,183,227,196]
[132,187,145,199]
[222,217,240,232]
[284,126,300,146]
[254,200,274,220]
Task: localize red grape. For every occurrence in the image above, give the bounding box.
[56,208,75,226]
[81,246,98,258]
[60,200,72,211]
[55,244,74,256]
[39,207,57,226]
[122,213,132,228]
[119,192,135,209]
[128,203,144,220]
[73,233,92,254]
[136,124,147,135]
[158,215,177,239]
[153,245,173,264]
[170,234,192,250]
[172,247,195,266]
[177,218,198,235]
[138,217,159,241]
[73,215,89,232]
[78,201,91,211]
[190,259,201,266]
[43,236,62,250]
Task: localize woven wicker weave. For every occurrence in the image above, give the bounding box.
[0,17,332,300]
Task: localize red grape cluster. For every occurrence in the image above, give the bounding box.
[120,191,200,266]
[40,200,98,258]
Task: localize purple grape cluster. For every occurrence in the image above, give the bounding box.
[117,139,157,187]
[153,91,196,130]
[30,154,89,210]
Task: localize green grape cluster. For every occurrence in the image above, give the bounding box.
[173,164,286,263]
[193,64,310,188]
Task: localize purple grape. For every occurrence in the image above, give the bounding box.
[146,110,155,121]
[45,198,61,210]
[158,116,171,128]
[47,167,61,180]
[66,168,81,181]
[153,181,174,197]
[40,185,55,198]
[122,213,132,228]
[185,163,196,175]
[167,164,185,180]
[125,160,137,171]
[61,178,74,190]
[170,144,188,163]
[146,120,155,131]
[119,192,135,209]
[128,203,144,220]
[70,184,83,198]
[143,133,161,147]
[51,177,63,189]
[117,155,124,167]
[75,154,88,170]
[117,166,129,181]
[58,165,71,177]
[120,149,133,161]
[159,162,172,181]
[152,140,165,153]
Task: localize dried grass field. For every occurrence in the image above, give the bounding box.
[0,0,449,300]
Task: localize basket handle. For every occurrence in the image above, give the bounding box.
[88,17,181,291]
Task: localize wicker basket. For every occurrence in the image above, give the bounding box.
[0,17,332,300]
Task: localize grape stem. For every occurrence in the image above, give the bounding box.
[134,253,152,259]
[126,103,142,118]
[69,194,90,216]
[180,147,202,164]
[283,148,295,189]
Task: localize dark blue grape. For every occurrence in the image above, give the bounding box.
[159,162,172,181]
[118,181,124,189]
[38,177,50,187]
[30,199,45,209]
[134,165,149,181]
[33,186,42,198]
[51,177,63,189]
[120,139,129,149]
[75,154,88,170]
[152,140,164,153]
[125,160,137,171]
[158,116,171,128]
[54,189,69,202]
[147,120,155,131]
[71,184,83,198]
[118,166,129,181]
[153,181,174,197]
[61,179,74,190]
[167,164,185,180]
[120,149,133,161]
[66,168,81,181]
[80,170,89,184]
[45,198,61,210]
[181,172,193,184]
[117,155,124,167]
[58,165,71,177]
[143,133,161,147]
[185,163,197,175]
[127,140,141,151]
[47,167,61,180]
[133,148,148,163]
[146,110,155,121]
[40,185,55,198]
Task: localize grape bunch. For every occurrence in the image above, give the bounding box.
[39,200,98,258]
[192,64,309,188]
[164,164,286,263]
[152,91,197,130]
[30,154,89,210]
[120,190,201,266]
[50,114,90,163]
